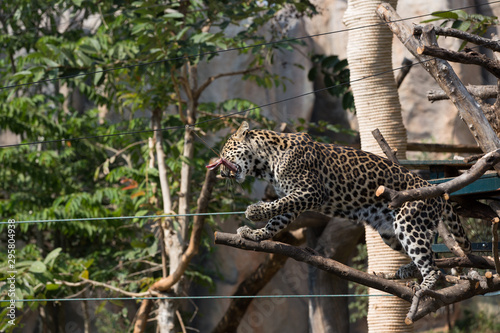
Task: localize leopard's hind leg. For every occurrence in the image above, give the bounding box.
[393,201,440,290]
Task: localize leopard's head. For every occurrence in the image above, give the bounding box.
[219,121,254,183]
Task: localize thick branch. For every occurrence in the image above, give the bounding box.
[214,232,500,324]
[435,255,496,269]
[437,220,466,257]
[428,85,498,102]
[376,148,500,209]
[215,232,414,301]
[413,25,500,52]
[417,45,500,80]
[410,272,500,322]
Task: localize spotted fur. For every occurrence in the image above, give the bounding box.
[219,122,471,290]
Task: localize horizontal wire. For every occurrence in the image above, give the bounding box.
[5,293,394,303]
[6,291,499,303]
[0,58,426,149]
[1,0,498,92]
[0,211,245,225]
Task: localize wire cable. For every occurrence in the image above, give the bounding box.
[7,291,500,303]
[0,211,245,225]
[0,58,424,149]
[7,293,394,303]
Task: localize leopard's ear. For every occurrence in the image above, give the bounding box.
[233,121,249,141]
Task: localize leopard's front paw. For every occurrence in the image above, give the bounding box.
[245,202,268,222]
[237,226,270,241]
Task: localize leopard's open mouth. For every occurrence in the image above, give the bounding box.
[206,158,240,178]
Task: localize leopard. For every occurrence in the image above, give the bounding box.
[216,121,471,291]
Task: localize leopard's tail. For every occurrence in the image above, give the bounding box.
[442,201,471,254]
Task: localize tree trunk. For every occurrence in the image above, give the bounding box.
[344,0,413,332]
[307,220,363,333]
[152,108,179,332]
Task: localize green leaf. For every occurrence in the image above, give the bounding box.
[130,240,148,248]
[29,261,47,273]
[430,10,459,20]
[45,283,60,291]
[191,32,211,44]
[321,55,339,68]
[94,67,104,86]
[79,43,98,55]
[164,11,184,19]
[81,270,89,279]
[11,70,34,80]
[451,20,471,32]
[43,248,62,269]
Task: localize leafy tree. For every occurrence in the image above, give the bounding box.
[0,1,317,332]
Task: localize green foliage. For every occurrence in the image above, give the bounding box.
[308,54,355,112]
[0,0,317,330]
[422,10,498,50]
[451,309,500,333]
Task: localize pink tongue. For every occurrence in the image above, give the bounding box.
[205,158,238,173]
[206,159,222,170]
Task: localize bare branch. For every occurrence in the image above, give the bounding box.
[215,231,500,324]
[371,128,399,163]
[214,231,414,301]
[193,67,262,100]
[435,255,496,269]
[413,25,500,52]
[153,108,173,214]
[417,45,500,79]
[428,85,498,102]
[376,148,500,209]
[396,57,413,88]
[55,278,155,298]
[437,220,466,257]
[96,140,146,169]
